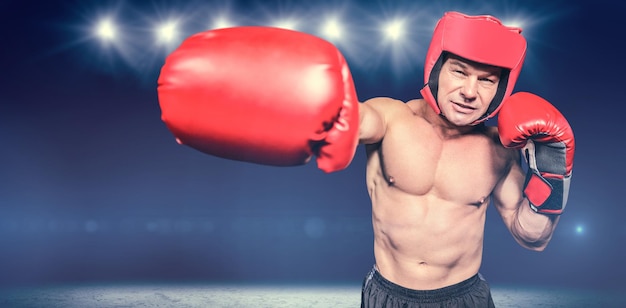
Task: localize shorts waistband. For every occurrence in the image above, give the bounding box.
[370,266,481,303]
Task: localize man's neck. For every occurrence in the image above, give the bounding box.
[421,102,480,139]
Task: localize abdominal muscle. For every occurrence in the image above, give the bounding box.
[366,152,490,290]
[372,189,486,290]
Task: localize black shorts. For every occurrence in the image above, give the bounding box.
[361,266,495,308]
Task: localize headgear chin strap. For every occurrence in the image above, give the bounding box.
[420,11,527,125]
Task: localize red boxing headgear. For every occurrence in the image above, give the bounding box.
[420,11,527,124]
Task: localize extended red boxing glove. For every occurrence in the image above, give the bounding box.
[498,92,575,215]
[157,27,359,173]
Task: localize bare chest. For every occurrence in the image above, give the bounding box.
[367,123,505,205]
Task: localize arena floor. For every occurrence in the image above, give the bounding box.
[1,283,624,307]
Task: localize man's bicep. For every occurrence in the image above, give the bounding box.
[358,98,393,145]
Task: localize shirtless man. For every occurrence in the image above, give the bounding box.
[158,11,575,308]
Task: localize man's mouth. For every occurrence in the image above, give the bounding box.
[451,101,476,113]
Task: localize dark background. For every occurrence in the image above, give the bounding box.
[1,0,624,291]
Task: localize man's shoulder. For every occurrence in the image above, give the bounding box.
[481,125,519,161]
[363,96,406,106]
[477,125,502,144]
[483,125,498,137]
[405,99,428,115]
[363,96,422,116]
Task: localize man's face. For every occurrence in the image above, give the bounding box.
[436,54,502,126]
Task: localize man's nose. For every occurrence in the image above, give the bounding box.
[460,77,478,100]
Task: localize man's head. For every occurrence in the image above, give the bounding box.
[435,53,503,126]
[420,11,527,125]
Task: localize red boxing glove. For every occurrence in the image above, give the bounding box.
[157,27,359,173]
[498,92,575,215]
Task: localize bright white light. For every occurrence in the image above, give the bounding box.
[502,18,525,31]
[72,5,547,84]
[322,19,342,40]
[384,19,405,41]
[157,21,179,44]
[95,18,116,41]
[213,16,234,29]
[273,19,297,31]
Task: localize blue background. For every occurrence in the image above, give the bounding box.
[1,0,624,292]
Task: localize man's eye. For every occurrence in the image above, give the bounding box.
[480,78,496,84]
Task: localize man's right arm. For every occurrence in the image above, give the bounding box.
[359,97,402,145]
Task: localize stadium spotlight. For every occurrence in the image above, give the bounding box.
[95,18,117,41]
[157,20,179,44]
[503,18,524,30]
[213,16,234,29]
[383,19,405,41]
[322,18,342,40]
[272,19,298,31]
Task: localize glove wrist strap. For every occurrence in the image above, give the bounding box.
[522,141,571,215]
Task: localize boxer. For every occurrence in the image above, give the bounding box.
[157,11,575,308]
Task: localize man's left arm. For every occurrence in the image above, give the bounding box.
[492,92,576,251]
